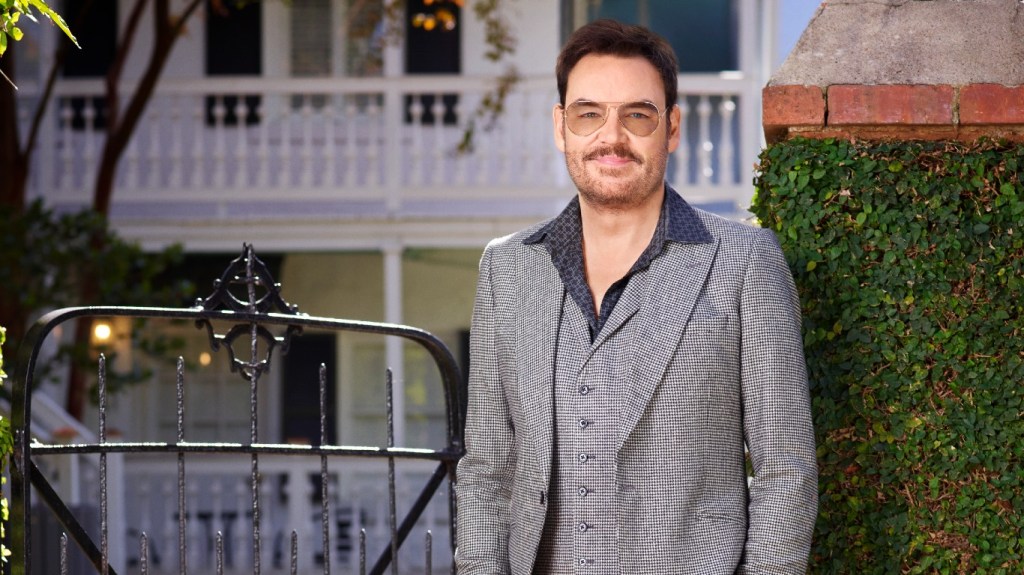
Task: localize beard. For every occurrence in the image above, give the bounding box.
[564,139,669,211]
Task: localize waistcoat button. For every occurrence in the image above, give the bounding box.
[578,522,589,532]
[578,453,589,463]
[579,385,590,395]
[578,486,588,497]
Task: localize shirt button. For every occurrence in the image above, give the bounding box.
[578,486,588,497]
[578,522,589,532]
[578,453,589,463]
[578,418,590,429]
[578,385,590,395]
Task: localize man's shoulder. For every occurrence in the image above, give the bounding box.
[484,219,552,256]
[692,206,773,246]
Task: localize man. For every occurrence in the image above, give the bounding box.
[455,19,817,575]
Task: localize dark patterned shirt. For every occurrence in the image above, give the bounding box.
[523,184,713,340]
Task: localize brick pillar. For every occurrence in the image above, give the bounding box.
[763,83,1024,144]
[762,0,1024,144]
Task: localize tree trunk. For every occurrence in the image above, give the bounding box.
[0,48,26,211]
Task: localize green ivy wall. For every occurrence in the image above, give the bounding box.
[751,138,1024,574]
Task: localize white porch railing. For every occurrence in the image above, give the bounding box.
[33,453,451,574]
[17,73,759,220]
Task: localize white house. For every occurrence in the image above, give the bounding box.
[10,1,800,572]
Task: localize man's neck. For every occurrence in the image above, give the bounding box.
[578,185,664,315]
[578,186,664,247]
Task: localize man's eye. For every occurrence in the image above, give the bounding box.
[577,111,602,119]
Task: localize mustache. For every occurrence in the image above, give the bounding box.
[583,144,641,163]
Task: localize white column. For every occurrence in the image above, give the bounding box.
[738,0,765,210]
[383,242,406,446]
[383,1,405,212]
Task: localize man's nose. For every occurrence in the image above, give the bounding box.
[595,107,629,143]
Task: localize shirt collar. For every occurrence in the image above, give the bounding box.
[523,183,713,246]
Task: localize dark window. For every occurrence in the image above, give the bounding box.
[565,0,739,73]
[205,0,262,126]
[404,0,461,125]
[282,333,338,445]
[61,0,117,130]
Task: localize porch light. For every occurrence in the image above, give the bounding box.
[412,0,461,32]
[199,351,213,367]
[92,321,112,343]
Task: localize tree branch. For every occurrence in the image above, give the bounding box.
[105,0,148,131]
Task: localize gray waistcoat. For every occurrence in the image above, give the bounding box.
[535,270,648,575]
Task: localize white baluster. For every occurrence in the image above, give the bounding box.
[301,94,314,188]
[168,96,183,189]
[517,92,531,186]
[210,478,225,570]
[367,101,382,187]
[279,105,293,187]
[431,94,446,186]
[409,95,425,187]
[497,110,511,186]
[60,102,74,193]
[146,107,160,189]
[212,95,227,189]
[323,102,337,188]
[256,102,270,188]
[697,95,713,185]
[233,478,249,570]
[257,474,275,570]
[82,100,97,193]
[161,480,178,571]
[344,101,358,188]
[190,103,204,188]
[234,97,249,188]
[125,112,140,189]
[673,96,691,186]
[719,97,737,185]
[454,98,469,186]
[186,482,203,568]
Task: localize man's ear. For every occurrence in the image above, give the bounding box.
[553,104,566,153]
[667,104,682,153]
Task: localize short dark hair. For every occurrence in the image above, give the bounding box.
[556,19,678,109]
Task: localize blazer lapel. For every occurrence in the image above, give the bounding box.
[516,242,563,473]
[617,239,720,451]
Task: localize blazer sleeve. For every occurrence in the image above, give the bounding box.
[455,242,515,575]
[738,229,819,575]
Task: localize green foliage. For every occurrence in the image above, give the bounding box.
[0,0,77,57]
[0,326,11,563]
[752,138,1024,574]
[0,199,195,395]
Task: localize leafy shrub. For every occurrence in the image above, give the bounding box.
[0,326,10,563]
[752,138,1024,575]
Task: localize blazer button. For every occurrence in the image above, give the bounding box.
[578,522,589,532]
[578,418,590,429]
[578,385,591,395]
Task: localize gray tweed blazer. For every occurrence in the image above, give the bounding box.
[455,194,818,575]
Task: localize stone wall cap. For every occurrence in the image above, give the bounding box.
[770,0,1024,87]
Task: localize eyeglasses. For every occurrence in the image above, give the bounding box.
[560,100,668,137]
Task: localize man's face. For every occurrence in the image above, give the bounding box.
[553,54,681,211]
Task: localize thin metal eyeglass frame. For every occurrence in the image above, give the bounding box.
[559,100,669,137]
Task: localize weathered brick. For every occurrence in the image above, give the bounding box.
[828,85,954,126]
[762,84,825,142]
[960,84,1024,125]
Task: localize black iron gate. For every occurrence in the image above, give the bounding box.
[9,245,465,574]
